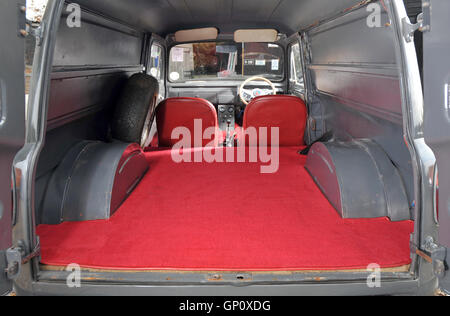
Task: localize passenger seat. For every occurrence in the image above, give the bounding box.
[156,97,220,148]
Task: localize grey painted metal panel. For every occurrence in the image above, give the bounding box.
[53,6,143,67]
[47,68,141,129]
[423,0,450,293]
[0,250,9,295]
[306,140,410,221]
[74,0,361,36]
[308,3,403,122]
[34,4,146,226]
[36,115,109,182]
[17,278,434,296]
[34,70,107,219]
[305,144,342,212]
[38,268,413,286]
[312,67,403,121]
[318,95,415,205]
[41,141,148,224]
[305,1,415,207]
[309,9,397,65]
[305,97,326,143]
[385,0,438,291]
[0,0,26,295]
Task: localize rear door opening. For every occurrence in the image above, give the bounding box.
[33,0,415,275]
[8,0,446,295]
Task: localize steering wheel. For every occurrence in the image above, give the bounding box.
[239,76,277,105]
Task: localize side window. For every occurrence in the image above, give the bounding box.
[289,43,304,92]
[148,43,165,99]
[149,44,164,81]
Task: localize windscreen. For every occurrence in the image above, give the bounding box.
[168,42,284,82]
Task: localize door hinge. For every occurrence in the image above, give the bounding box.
[402,12,426,43]
[5,239,41,280]
[17,4,27,38]
[413,237,448,279]
[26,21,45,46]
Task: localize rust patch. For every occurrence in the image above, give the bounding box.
[207,274,224,282]
[416,250,433,264]
[82,277,101,281]
[314,277,326,282]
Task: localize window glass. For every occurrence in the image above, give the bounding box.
[290,43,304,89]
[168,42,284,82]
[149,44,163,80]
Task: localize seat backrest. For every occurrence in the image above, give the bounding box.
[156,97,219,148]
[242,95,308,146]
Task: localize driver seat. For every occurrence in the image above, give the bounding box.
[242,95,308,146]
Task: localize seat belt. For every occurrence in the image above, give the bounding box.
[299,130,334,156]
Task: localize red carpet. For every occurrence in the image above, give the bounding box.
[37,147,414,271]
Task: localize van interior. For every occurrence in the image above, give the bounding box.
[32,0,422,275]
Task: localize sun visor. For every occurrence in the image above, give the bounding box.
[175,27,219,42]
[234,29,278,43]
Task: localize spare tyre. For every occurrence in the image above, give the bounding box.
[111,73,159,147]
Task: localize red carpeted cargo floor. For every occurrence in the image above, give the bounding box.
[37,147,414,271]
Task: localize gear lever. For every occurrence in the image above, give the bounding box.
[226,120,232,147]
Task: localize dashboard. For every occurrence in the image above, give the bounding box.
[167,84,285,132]
[217,105,236,131]
[167,84,285,105]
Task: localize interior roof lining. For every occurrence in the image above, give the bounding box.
[74,0,363,37]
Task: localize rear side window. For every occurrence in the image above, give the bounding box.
[149,44,163,80]
[289,43,304,91]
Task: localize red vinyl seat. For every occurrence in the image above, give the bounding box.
[156,97,219,148]
[242,95,308,146]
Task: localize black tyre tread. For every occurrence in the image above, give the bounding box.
[111,73,159,144]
